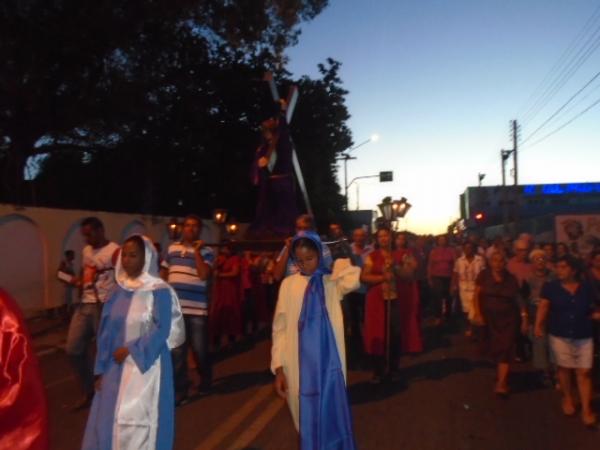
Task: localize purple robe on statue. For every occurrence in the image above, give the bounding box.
[249,114,299,236]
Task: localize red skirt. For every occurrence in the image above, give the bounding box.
[397,281,423,353]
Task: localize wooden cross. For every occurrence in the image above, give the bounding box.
[264,73,314,217]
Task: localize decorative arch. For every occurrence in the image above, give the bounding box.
[62,219,86,275]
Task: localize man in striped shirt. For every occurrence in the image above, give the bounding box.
[161,215,215,404]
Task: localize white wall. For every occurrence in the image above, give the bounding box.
[0,204,221,317]
[0,214,46,313]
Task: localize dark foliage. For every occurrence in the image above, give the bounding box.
[0,0,353,226]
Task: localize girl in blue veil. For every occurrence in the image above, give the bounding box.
[271,231,360,449]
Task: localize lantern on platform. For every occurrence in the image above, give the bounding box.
[213,209,227,225]
[167,217,181,241]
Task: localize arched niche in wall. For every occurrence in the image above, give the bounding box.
[62,220,86,275]
[0,214,47,315]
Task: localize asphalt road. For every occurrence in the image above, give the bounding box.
[36,319,600,450]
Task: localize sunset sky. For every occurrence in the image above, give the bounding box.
[286,0,600,234]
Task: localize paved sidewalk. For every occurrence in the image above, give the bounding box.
[27,313,69,355]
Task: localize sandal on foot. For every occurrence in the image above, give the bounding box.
[562,400,576,417]
[582,412,597,427]
[494,384,510,398]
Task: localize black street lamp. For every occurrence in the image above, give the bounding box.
[378,196,395,222]
[393,197,411,219]
[378,196,411,229]
[376,195,412,374]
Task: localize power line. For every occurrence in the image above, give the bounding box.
[517,3,600,121]
[520,4,600,124]
[546,74,600,122]
[521,20,600,127]
[521,67,600,145]
[523,94,600,149]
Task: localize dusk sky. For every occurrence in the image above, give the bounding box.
[286,0,600,234]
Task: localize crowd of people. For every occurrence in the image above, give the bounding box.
[53,214,600,449]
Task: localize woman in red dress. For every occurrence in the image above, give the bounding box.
[212,242,243,346]
[394,232,423,354]
[362,228,401,382]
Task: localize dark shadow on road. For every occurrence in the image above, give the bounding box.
[349,358,494,405]
[420,314,469,355]
[184,369,273,405]
[213,369,273,394]
[509,370,548,394]
[421,325,453,354]
[211,328,272,364]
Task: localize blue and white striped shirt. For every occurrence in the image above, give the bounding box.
[162,242,215,315]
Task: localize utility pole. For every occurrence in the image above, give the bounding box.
[501,149,509,234]
[500,120,519,186]
[501,149,511,186]
[512,120,518,185]
[510,119,520,236]
[500,119,519,234]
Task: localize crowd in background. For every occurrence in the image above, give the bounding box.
[58,215,600,431]
[160,220,600,393]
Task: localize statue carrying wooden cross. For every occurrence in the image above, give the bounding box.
[248,73,313,237]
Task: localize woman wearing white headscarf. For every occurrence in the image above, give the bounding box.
[82,235,185,450]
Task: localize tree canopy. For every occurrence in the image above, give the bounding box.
[0,0,353,228]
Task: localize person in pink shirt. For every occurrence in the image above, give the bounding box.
[427,234,456,325]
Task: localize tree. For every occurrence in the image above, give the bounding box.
[0,0,327,202]
[1,2,353,230]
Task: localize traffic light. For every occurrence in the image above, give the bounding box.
[474,212,485,223]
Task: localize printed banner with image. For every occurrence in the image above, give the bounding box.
[555,215,600,257]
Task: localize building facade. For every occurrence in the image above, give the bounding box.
[460,182,600,239]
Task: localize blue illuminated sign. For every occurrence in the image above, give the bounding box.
[523,183,600,196]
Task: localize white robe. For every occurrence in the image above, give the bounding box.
[270,258,360,430]
[82,236,185,450]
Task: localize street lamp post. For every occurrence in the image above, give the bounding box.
[376,196,411,373]
[337,134,379,210]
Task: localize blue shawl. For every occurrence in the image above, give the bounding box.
[291,231,357,450]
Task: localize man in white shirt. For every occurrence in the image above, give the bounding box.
[65,217,119,410]
[452,241,485,336]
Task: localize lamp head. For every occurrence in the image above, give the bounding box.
[213,209,227,225]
